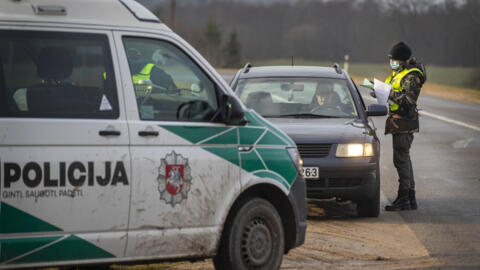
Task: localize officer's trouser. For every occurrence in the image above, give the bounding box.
[392,133,415,191]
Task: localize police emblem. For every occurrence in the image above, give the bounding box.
[157,151,192,206]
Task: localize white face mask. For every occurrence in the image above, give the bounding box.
[390,59,400,70]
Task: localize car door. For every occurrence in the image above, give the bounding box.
[0,28,130,266]
[114,32,242,259]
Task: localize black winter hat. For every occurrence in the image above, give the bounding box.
[389,42,412,61]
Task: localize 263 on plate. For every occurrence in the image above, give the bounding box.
[302,167,319,179]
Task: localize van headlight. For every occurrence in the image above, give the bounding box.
[287,147,303,173]
[336,143,374,157]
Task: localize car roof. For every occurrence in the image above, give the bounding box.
[239,66,347,80]
[0,0,171,32]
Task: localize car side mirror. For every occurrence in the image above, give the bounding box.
[366,104,388,116]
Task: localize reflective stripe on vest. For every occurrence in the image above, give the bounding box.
[385,67,423,112]
[132,63,155,84]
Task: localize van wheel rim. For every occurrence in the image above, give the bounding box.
[241,218,272,268]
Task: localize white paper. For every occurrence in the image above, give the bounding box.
[361,78,374,90]
[373,78,391,105]
[99,95,113,111]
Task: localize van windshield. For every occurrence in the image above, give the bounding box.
[236,77,358,118]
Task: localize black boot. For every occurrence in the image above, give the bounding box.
[385,189,411,211]
[409,189,417,210]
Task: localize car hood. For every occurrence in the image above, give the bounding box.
[266,117,367,144]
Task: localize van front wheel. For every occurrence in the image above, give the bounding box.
[213,198,284,270]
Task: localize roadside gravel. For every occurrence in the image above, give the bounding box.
[136,199,440,270]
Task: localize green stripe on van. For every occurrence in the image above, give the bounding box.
[256,148,297,185]
[0,202,62,234]
[257,131,288,146]
[161,126,230,144]
[11,235,114,264]
[0,236,61,263]
[240,151,266,172]
[160,113,297,190]
[245,110,295,146]
[202,128,238,145]
[239,127,265,145]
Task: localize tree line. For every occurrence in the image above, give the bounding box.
[149,0,479,69]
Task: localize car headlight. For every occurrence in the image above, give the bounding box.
[287,147,303,174]
[336,143,374,157]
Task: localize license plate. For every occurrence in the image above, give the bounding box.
[302,167,319,179]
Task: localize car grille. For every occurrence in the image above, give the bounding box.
[297,144,332,158]
[307,178,363,188]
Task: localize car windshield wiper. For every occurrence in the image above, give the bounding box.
[263,113,342,118]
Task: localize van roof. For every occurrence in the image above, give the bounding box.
[0,0,171,32]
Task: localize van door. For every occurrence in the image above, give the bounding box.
[114,32,242,259]
[0,29,130,266]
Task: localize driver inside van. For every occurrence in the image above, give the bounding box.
[132,48,177,93]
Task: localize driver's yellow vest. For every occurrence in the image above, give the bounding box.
[385,68,423,112]
[132,63,154,84]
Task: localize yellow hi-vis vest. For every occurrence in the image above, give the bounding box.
[385,67,424,112]
[132,63,155,84]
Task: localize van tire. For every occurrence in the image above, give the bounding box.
[213,198,284,270]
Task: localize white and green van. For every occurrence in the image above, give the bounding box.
[0,0,306,269]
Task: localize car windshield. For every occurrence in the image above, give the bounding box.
[235,77,358,118]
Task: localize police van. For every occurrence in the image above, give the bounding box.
[0,0,306,269]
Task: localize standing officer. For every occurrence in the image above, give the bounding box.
[383,42,426,211]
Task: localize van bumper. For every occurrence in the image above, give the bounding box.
[288,174,307,248]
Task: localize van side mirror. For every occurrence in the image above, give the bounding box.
[366,104,388,116]
[224,96,246,125]
[211,94,246,125]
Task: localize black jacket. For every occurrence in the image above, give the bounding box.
[385,63,425,134]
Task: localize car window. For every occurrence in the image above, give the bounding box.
[123,37,218,122]
[235,77,358,118]
[0,30,118,119]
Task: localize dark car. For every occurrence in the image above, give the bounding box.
[230,64,387,217]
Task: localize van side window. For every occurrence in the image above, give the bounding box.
[0,31,118,119]
[123,37,218,122]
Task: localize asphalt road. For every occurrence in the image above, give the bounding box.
[218,71,480,269]
[359,86,480,268]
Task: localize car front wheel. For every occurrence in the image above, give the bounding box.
[213,198,285,270]
[357,167,380,217]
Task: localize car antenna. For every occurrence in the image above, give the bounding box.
[291,56,294,66]
[243,62,252,73]
[332,63,342,74]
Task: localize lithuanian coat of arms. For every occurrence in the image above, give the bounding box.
[157,151,192,206]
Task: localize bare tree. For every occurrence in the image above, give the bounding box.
[151,0,480,67]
